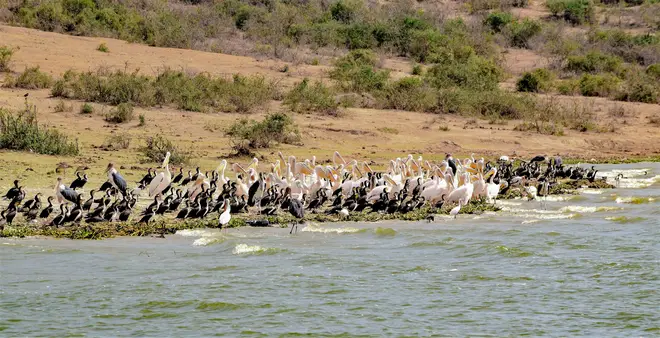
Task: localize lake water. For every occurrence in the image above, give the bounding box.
[1,163,659,337]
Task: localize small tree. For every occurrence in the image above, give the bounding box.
[225,112,300,155]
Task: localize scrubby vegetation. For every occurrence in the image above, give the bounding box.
[225,112,301,155]
[104,103,133,123]
[140,134,190,165]
[284,79,340,116]
[51,68,277,113]
[0,104,79,156]
[103,132,131,150]
[547,0,595,25]
[3,66,53,89]
[517,69,553,92]
[96,43,109,52]
[0,45,14,72]
[80,102,93,114]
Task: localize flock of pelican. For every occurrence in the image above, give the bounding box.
[1,151,586,233]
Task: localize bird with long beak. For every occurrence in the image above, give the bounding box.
[106,163,128,196]
[148,152,172,197]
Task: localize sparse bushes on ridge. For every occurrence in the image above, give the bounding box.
[225,112,301,155]
[615,74,659,103]
[0,45,14,72]
[284,79,340,116]
[0,105,79,156]
[51,68,277,113]
[424,56,502,91]
[329,49,389,92]
[566,52,623,74]
[3,66,53,89]
[588,29,660,66]
[140,134,190,165]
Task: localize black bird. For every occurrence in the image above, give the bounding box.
[138,168,155,186]
[4,180,20,200]
[118,205,132,222]
[50,205,67,227]
[20,193,42,212]
[99,181,113,191]
[446,154,457,176]
[82,190,95,211]
[172,168,184,184]
[69,172,88,190]
[180,171,193,186]
[139,206,156,224]
[191,167,201,181]
[39,196,54,218]
[530,155,546,163]
[176,201,191,219]
[4,204,17,225]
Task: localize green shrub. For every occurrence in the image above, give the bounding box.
[341,23,376,50]
[225,112,300,154]
[380,77,437,112]
[578,73,620,96]
[425,56,502,91]
[412,64,423,75]
[616,76,659,103]
[97,43,109,52]
[516,68,553,92]
[138,114,145,126]
[329,50,389,93]
[284,79,339,116]
[556,79,579,95]
[330,0,358,24]
[80,102,94,114]
[105,103,134,123]
[226,74,277,113]
[3,66,53,89]
[566,52,622,74]
[0,45,14,72]
[433,88,535,119]
[140,134,190,164]
[546,0,595,25]
[0,105,79,155]
[484,11,513,32]
[506,19,542,48]
[646,63,660,79]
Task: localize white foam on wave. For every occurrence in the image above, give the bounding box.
[192,236,227,246]
[521,220,541,225]
[580,189,604,194]
[232,243,284,255]
[301,224,364,234]
[612,175,660,189]
[559,205,623,213]
[597,169,651,178]
[496,200,523,206]
[499,206,562,214]
[616,196,656,204]
[176,229,214,237]
[541,195,572,202]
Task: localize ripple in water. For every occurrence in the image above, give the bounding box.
[605,216,646,224]
[301,224,366,234]
[615,197,656,204]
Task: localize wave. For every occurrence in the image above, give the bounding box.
[192,236,227,247]
[605,216,646,224]
[615,196,656,204]
[301,224,366,234]
[560,206,624,213]
[232,243,284,255]
[176,229,214,237]
[374,227,396,236]
[598,169,651,178]
[580,189,604,194]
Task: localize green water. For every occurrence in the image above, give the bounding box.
[1,163,659,336]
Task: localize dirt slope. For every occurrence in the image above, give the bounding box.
[1,25,659,188]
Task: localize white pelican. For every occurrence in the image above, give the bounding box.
[148,152,172,197]
[218,199,231,232]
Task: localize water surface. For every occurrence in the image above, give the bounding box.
[1,163,659,336]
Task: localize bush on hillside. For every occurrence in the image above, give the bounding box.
[329,50,389,92]
[516,68,553,92]
[425,56,502,91]
[0,45,14,72]
[3,66,53,89]
[506,19,542,48]
[647,63,660,79]
[80,102,94,114]
[105,103,134,123]
[225,112,300,154]
[566,52,623,74]
[578,73,620,97]
[284,79,340,116]
[140,134,190,164]
[546,0,595,25]
[615,74,659,103]
[380,77,437,112]
[0,105,79,155]
[484,11,513,32]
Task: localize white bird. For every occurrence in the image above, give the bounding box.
[339,208,349,219]
[148,152,172,197]
[218,199,231,232]
[450,201,463,219]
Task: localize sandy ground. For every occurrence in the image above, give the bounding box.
[1,25,659,190]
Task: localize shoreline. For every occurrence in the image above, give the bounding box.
[1,179,614,240]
